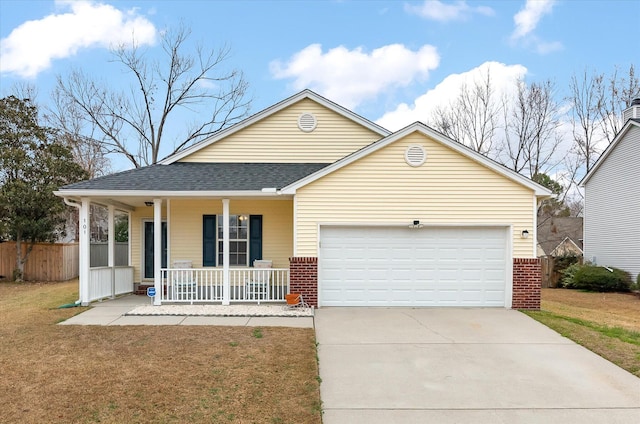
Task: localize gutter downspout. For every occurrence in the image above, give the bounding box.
[63,198,82,306]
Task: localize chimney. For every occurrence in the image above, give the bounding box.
[623,97,640,122]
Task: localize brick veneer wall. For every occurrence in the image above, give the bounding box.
[289,257,318,307]
[512,258,541,310]
[288,256,540,310]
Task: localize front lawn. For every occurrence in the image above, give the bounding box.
[525,288,640,377]
[0,281,322,423]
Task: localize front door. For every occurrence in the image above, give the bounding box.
[144,221,167,279]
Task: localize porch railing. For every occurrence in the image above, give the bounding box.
[159,268,290,304]
[88,266,135,302]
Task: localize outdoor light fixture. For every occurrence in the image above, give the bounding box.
[521,229,530,239]
[144,201,153,207]
[409,220,424,229]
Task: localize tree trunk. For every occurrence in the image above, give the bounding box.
[14,236,24,282]
[13,233,34,282]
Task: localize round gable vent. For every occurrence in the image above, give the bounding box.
[405,145,427,167]
[298,113,317,132]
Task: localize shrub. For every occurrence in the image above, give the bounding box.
[560,262,583,288]
[554,255,580,272]
[572,265,632,292]
[554,255,581,288]
[631,274,640,291]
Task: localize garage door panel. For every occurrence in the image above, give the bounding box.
[319,226,507,307]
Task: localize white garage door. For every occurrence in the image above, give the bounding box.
[319,226,508,307]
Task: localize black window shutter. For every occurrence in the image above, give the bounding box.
[249,215,263,267]
[203,215,216,266]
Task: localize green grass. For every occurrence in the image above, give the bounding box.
[525,310,640,377]
[526,310,640,345]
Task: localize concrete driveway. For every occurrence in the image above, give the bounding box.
[315,308,640,423]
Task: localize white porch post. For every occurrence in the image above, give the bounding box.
[108,205,115,298]
[153,199,162,306]
[127,211,132,266]
[79,198,90,306]
[222,198,230,305]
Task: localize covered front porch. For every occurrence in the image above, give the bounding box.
[65,195,294,306]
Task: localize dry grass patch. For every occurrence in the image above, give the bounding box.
[0,281,322,424]
[525,288,640,378]
[541,288,640,331]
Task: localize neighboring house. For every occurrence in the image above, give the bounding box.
[537,217,583,258]
[55,90,551,309]
[582,98,640,281]
[549,238,583,258]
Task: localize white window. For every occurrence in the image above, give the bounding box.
[217,215,248,266]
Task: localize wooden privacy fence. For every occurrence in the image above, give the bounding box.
[540,255,583,288]
[540,256,555,288]
[0,241,79,281]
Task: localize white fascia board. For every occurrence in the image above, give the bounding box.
[54,193,136,212]
[281,122,553,198]
[55,189,288,198]
[580,120,639,186]
[160,89,391,165]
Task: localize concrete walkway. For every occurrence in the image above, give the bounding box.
[59,295,314,328]
[315,308,640,424]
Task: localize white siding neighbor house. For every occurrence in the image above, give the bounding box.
[582,99,640,281]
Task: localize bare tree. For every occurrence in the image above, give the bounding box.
[4,82,38,103]
[430,68,501,157]
[503,79,562,177]
[501,80,529,174]
[46,87,111,178]
[568,69,604,174]
[566,64,638,190]
[55,25,251,168]
[598,64,640,143]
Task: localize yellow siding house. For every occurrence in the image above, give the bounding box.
[55,90,550,309]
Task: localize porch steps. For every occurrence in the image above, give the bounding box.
[134,284,153,296]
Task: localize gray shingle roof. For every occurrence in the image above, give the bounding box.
[537,217,583,256]
[61,163,330,191]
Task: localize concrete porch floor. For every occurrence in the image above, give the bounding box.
[59,295,314,328]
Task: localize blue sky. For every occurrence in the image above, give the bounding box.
[1,0,639,172]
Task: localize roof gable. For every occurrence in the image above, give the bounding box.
[161,90,391,164]
[281,122,552,197]
[550,237,584,257]
[581,119,640,185]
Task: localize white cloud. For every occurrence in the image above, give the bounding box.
[405,0,494,22]
[376,61,527,131]
[512,0,556,40]
[510,0,561,54]
[0,0,156,78]
[270,43,440,109]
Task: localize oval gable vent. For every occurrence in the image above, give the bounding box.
[405,145,427,167]
[298,113,317,132]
